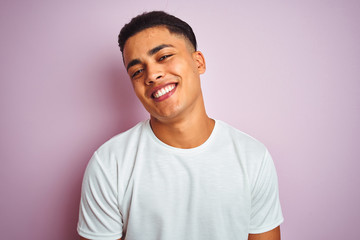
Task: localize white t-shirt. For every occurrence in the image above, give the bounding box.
[77,120,283,240]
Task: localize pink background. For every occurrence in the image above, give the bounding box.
[1,1,359,239]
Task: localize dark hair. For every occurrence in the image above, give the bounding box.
[118,11,197,53]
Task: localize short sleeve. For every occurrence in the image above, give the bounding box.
[248,150,284,233]
[77,152,123,240]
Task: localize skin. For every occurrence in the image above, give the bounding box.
[123,26,214,149]
[248,226,281,240]
[80,227,280,240]
[79,26,280,240]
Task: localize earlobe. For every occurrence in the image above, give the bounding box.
[193,51,206,74]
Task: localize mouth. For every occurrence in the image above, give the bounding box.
[151,83,177,101]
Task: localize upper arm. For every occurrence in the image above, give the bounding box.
[248,226,281,240]
[79,237,121,240]
[248,150,283,232]
[77,153,123,239]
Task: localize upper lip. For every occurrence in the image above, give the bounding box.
[148,82,177,98]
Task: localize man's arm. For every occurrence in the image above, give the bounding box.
[79,237,121,240]
[248,226,281,240]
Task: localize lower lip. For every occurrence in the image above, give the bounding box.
[153,84,177,102]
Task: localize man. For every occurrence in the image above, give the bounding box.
[78,11,283,240]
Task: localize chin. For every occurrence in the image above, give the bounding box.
[148,103,182,118]
[151,110,184,123]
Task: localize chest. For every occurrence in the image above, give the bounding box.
[124,150,251,220]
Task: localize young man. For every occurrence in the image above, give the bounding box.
[78,11,283,240]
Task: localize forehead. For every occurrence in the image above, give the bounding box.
[123,26,190,63]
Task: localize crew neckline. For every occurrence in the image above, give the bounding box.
[144,119,219,154]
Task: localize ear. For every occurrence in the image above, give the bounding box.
[192,51,206,74]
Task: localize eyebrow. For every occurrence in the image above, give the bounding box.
[148,44,174,56]
[126,59,141,71]
[126,44,174,71]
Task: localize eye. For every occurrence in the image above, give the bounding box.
[131,69,143,79]
[159,54,173,61]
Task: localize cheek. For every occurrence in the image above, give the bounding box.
[131,81,145,97]
[167,58,196,75]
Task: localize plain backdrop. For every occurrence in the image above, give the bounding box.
[1,0,359,239]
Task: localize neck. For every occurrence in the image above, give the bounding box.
[150,111,215,149]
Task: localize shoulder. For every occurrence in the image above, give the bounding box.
[215,120,279,190]
[81,120,150,195]
[215,120,267,154]
[92,120,148,168]
[98,121,146,153]
[214,120,272,173]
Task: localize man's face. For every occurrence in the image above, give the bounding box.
[123,26,206,123]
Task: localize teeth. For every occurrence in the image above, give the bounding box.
[154,84,176,98]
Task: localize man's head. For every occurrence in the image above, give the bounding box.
[118,11,197,54]
[118,11,206,124]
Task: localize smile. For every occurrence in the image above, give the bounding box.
[152,83,177,99]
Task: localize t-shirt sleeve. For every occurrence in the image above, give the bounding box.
[77,152,123,240]
[248,149,284,234]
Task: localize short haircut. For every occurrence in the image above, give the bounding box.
[118,11,197,53]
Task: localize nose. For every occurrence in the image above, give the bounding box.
[145,63,163,85]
